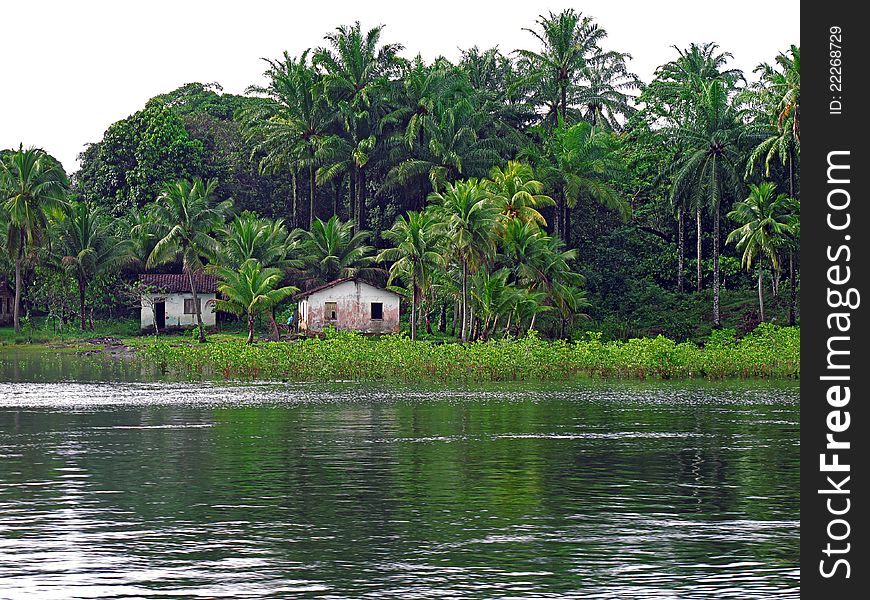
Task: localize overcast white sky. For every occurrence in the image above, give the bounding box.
[2,0,799,173]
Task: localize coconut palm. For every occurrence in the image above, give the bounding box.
[146,178,232,342]
[377,210,445,339]
[665,80,746,326]
[428,179,499,342]
[299,215,375,283]
[220,212,301,270]
[216,259,298,344]
[726,182,795,322]
[577,51,641,131]
[643,42,744,294]
[314,22,403,232]
[384,102,506,197]
[523,121,629,241]
[515,9,608,124]
[53,201,133,330]
[0,146,69,332]
[239,49,333,228]
[485,161,554,230]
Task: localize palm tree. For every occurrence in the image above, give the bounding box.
[376,210,445,339]
[524,121,629,241]
[239,49,333,228]
[216,259,298,344]
[299,215,375,283]
[577,51,640,131]
[643,43,744,294]
[745,46,800,324]
[220,212,300,270]
[314,22,403,232]
[0,146,69,332]
[146,178,232,342]
[53,202,132,330]
[665,81,746,326]
[726,182,795,322]
[428,179,499,342]
[384,102,505,197]
[484,161,554,230]
[516,9,608,124]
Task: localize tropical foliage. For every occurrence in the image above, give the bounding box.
[2,16,800,345]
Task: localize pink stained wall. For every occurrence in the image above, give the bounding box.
[299,280,400,334]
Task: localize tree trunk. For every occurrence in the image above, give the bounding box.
[757,262,765,323]
[438,303,446,333]
[186,268,206,343]
[460,262,468,343]
[789,250,797,326]
[529,312,537,333]
[712,208,721,327]
[788,147,797,326]
[247,315,255,344]
[309,159,316,228]
[677,208,685,293]
[333,178,341,218]
[291,170,298,228]
[563,200,571,246]
[348,168,356,224]
[410,283,417,341]
[355,169,366,233]
[696,208,702,292]
[78,280,87,331]
[13,246,22,334]
[269,309,280,341]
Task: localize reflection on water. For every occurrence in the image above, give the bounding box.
[0,349,799,599]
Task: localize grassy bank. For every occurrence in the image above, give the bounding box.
[132,323,799,382]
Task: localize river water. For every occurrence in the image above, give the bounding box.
[0,350,799,599]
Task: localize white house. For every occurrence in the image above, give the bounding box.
[296,278,400,335]
[139,273,217,331]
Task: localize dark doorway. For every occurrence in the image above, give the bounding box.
[155,301,166,330]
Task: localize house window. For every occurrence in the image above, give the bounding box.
[184,298,201,314]
[324,302,337,321]
[371,302,383,320]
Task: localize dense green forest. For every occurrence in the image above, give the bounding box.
[1,11,799,343]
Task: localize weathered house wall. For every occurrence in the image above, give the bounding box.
[141,293,216,329]
[299,280,400,334]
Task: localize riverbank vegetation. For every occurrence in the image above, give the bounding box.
[133,324,799,382]
[1,12,799,347]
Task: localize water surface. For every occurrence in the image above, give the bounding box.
[0,349,800,599]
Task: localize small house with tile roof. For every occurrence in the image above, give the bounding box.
[138,273,218,331]
[295,278,400,335]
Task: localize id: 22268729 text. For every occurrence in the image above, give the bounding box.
[830,26,843,115]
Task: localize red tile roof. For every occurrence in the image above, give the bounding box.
[139,273,218,294]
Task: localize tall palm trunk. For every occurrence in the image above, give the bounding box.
[563,201,571,246]
[355,169,366,233]
[788,149,797,326]
[186,268,206,343]
[410,282,418,341]
[13,245,23,334]
[348,167,356,224]
[789,251,796,325]
[677,208,685,293]
[460,261,468,343]
[333,178,341,218]
[78,280,87,331]
[712,208,721,327]
[696,208,702,292]
[291,170,298,228]
[757,261,765,323]
[308,160,317,228]
[246,314,255,344]
[268,309,280,341]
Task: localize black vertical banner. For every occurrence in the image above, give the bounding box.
[802,3,868,597]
